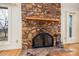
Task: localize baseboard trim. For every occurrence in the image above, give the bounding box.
[64,42,79,45]
[0,48,21,51]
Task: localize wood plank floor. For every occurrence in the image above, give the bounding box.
[0,49,21,56]
[48,43,79,56]
[0,43,79,56]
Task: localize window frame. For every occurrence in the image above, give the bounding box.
[0,4,12,45]
[69,14,72,38]
[67,12,75,40]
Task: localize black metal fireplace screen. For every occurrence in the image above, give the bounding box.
[32,32,54,48]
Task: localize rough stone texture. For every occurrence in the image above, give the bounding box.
[21,3,61,49]
[21,47,72,56]
[21,3,61,20]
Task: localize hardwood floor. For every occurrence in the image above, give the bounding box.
[48,43,79,56]
[0,49,21,56]
[0,43,79,56]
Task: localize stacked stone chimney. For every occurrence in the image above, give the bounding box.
[21,3,61,49]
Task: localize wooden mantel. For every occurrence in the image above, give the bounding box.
[26,17,59,22]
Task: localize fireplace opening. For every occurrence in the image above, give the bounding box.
[32,32,54,48]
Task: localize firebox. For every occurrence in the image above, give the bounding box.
[32,32,54,48]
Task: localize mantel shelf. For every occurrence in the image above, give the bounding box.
[26,17,59,22]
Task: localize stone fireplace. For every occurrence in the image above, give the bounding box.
[21,3,63,49]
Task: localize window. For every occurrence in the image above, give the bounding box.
[0,7,8,41]
[69,15,72,38]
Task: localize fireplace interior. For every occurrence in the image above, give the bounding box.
[32,32,54,48]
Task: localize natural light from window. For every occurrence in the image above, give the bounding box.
[0,7,8,41]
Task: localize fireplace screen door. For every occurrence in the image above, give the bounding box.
[32,33,54,48]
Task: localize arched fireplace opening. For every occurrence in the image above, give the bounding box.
[32,32,54,48]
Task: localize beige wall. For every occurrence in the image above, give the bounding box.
[61,3,79,44]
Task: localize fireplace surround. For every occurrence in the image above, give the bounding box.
[22,19,61,49]
[22,3,62,49]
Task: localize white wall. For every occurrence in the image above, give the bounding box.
[61,3,79,44]
[0,4,22,50]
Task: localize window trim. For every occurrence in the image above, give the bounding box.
[67,12,75,40]
[69,14,72,38]
[0,4,12,45]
